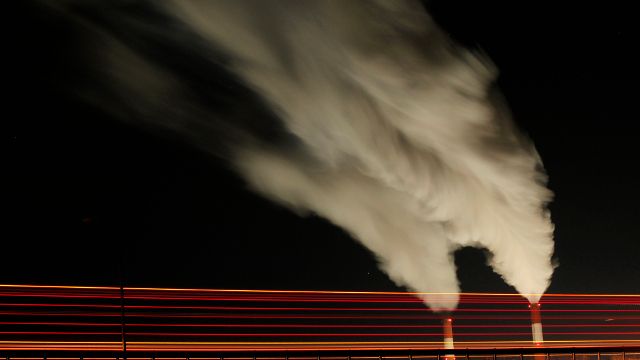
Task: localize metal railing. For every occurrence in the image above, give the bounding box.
[1,346,640,360]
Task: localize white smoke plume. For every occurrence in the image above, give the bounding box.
[53,0,555,311]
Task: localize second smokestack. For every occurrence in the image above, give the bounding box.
[530,303,544,345]
[443,317,454,359]
[443,317,454,349]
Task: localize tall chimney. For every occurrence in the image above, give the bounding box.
[530,303,544,345]
[442,317,454,359]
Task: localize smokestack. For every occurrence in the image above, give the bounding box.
[530,303,544,345]
[442,317,455,359]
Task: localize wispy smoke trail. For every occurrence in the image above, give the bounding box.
[54,0,555,310]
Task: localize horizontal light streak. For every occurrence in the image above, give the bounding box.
[2,339,640,348]
[4,310,640,320]
[2,283,640,298]
[2,332,639,337]
[1,321,639,329]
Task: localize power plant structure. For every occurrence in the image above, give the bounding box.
[530,302,544,346]
[442,317,455,360]
[441,302,545,352]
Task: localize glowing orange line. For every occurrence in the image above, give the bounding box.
[122,331,640,337]
[0,322,624,328]
[3,339,640,345]
[2,339,640,352]
[6,310,638,320]
[1,284,638,297]
[0,284,120,290]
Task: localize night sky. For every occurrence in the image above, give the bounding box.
[5,1,639,298]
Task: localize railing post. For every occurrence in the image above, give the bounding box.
[120,284,127,354]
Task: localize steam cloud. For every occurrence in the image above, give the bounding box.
[55,0,555,311]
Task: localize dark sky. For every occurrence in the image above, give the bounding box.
[5,1,639,297]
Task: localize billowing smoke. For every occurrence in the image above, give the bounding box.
[52,0,554,311]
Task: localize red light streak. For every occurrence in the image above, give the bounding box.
[2,332,639,339]
[0,303,120,308]
[2,310,640,321]
[2,322,634,329]
[0,331,121,336]
[118,331,640,337]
